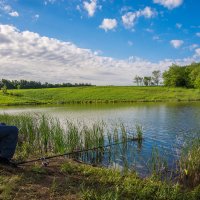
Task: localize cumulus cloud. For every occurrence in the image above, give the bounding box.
[153,0,183,9]
[83,0,98,17]
[99,18,117,31]
[0,25,198,85]
[122,7,157,29]
[170,40,184,48]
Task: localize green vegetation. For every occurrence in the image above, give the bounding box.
[1,160,200,200]
[0,113,200,199]
[163,62,200,88]
[135,124,143,142]
[1,86,200,105]
[179,138,200,187]
[0,113,142,162]
[134,70,161,86]
[0,78,93,89]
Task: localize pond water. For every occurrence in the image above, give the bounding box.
[1,102,200,176]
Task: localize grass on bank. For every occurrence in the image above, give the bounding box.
[1,159,200,200]
[1,86,200,105]
[0,113,200,199]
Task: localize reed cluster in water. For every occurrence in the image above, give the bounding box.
[0,113,142,162]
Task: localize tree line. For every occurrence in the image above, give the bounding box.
[133,62,200,89]
[162,62,200,88]
[0,79,93,90]
[133,70,161,86]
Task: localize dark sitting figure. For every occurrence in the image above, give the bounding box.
[0,123,18,166]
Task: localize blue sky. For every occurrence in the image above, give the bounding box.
[0,0,200,85]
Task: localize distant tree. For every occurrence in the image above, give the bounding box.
[2,85,7,94]
[133,75,140,86]
[0,78,94,89]
[17,84,21,90]
[152,70,161,86]
[143,76,152,86]
[138,77,143,86]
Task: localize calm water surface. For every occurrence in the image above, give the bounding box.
[1,102,200,175]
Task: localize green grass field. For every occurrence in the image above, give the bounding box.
[1,86,200,105]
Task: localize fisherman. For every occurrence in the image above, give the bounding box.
[0,123,18,166]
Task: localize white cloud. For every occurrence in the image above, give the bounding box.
[122,7,157,29]
[93,50,102,56]
[44,0,56,5]
[196,32,200,37]
[170,40,184,48]
[9,11,19,17]
[33,14,40,21]
[195,48,200,57]
[189,44,198,51]
[153,0,183,9]
[83,0,97,17]
[122,12,137,29]
[176,23,182,29]
[0,1,19,17]
[99,18,117,31]
[152,35,163,42]
[141,6,156,18]
[0,25,198,85]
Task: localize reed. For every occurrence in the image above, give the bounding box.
[0,113,130,162]
[179,137,200,187]
[135,124,143,142]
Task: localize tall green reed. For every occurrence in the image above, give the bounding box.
[179,137,200,187]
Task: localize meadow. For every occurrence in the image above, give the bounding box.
[1,86,200,105]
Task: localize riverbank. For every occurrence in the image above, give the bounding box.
[0,113,200,199]
[1,86,200,105]
[1,158,200,200]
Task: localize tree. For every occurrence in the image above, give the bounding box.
[163,65,187,87]
[138,77,143,86]
[17,84,21,90]
[143,76,151,86]
[161,62,200,88]
[2,85,7,94]
[133,75,140,86]
[194,75,200,89]
[152,70,161,86]
[188,66,200,88]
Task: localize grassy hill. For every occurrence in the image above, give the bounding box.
[1,86,200,105]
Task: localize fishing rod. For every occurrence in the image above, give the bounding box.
[17,138,141,166]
